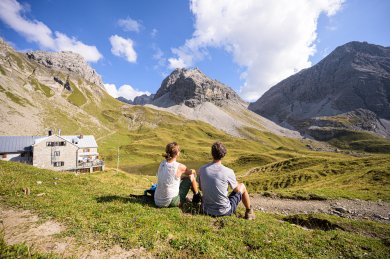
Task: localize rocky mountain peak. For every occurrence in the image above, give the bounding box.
[25,50,104,87]
[154,68,246,108]
[250,41,390,121]
[337,41,389,56]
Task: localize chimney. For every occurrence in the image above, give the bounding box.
[58,129,61,136]
[48,129,52,136]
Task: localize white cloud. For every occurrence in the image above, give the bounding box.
[54,32,102,62]
[103,83,119,98]
[0,0,102,62]
[103,83,150,101]
[109,35,137,63]
[168,0,344,101]
[118,17,142,32]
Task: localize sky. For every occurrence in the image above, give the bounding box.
[0,0,389,102]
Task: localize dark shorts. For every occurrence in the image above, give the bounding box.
[202,191,242,217]
[224,191,242,216]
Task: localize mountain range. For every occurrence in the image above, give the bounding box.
[249,41,390,138]
[1,37,389,155]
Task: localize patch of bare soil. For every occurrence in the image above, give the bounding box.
[0,205,151,258]
[250,195,390,223]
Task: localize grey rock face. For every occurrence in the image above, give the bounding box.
[25,51,104,88]
[133,94,155,105]
[117,96,133,105]
[116,94,155,105]
[153,68,247,108]
[249,41,390,128]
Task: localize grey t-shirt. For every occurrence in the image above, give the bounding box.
[198,163,238,216]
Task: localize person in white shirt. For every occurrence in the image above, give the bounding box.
[154,142,201,207]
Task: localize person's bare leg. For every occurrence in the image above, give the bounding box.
[234,183,250,209]
[234,182,255,220]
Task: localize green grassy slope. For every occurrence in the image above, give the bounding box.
[242,155,390,201]
[1,161,389,258]
[308,128,390,153]
[78,100,389,201]
[37,89,389,201]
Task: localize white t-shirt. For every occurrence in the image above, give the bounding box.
[154,160,181,207]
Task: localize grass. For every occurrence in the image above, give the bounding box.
[0,233,58,258]
[242,155,390,201]
[67,80,87,107]
[0,64,6,75]
[328,130,390,153]
[8,52,24,70]
[31,78,54,97]
[42,106,82,134]
[309,128,390,153]
[0,84,33,107]
[0,161,389,257]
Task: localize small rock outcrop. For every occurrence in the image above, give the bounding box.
[25,51,104,87]
[153,68,247,108]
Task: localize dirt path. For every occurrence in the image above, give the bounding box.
[96,129,117,142]
[0,205,149,258]
[250,195,390,223]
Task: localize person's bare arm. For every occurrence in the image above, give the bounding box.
[177,164,195,178]
[184,168,195,176]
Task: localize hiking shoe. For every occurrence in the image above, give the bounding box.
[245,208,255,220]
[192,192,202,204]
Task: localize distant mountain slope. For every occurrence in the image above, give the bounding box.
[249,41,390,137]
[117,94,156,105]
[147,68,300,138]
[0,38,118,136]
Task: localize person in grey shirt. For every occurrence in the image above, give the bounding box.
[198,142,255,220]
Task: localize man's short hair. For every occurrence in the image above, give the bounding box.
[211,142,227,160]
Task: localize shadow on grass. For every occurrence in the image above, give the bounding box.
[283,214,344,231]
[95,195,212,216]
[95,194,157,207]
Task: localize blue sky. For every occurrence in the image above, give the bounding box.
[0,0,389,101]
